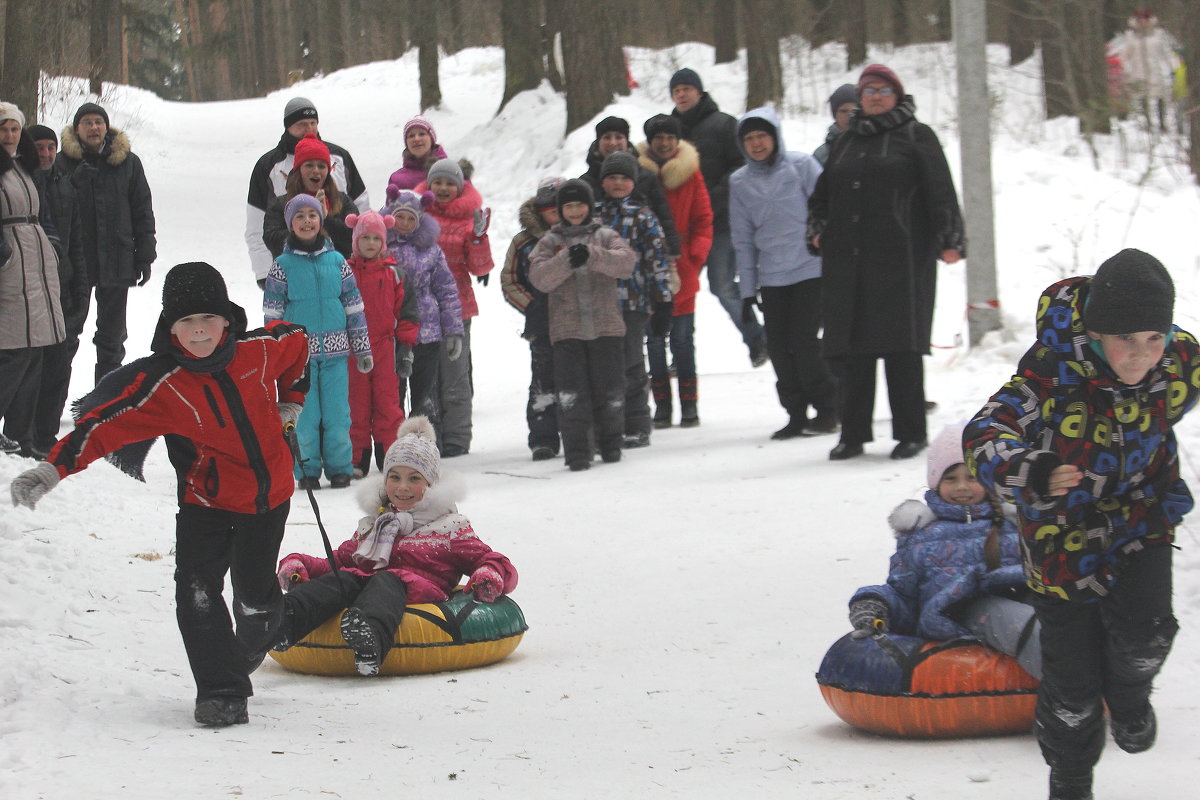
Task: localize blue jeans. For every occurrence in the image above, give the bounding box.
[647,313,696,384]
[707,230,764,347]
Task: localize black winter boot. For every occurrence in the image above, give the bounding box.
[1112,705,1157,753]
[354,448,371,480]
[194,697,249,727]
[652,378,672,429]
[1048,770,1093,800]
[374,442,387,470]
[679,379,699,427]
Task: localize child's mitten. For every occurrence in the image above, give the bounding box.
[277,402,302,432]
[356,354,375,373]
[568,243,589,268]
[472,207,491,239]
[848,598,890,639]
[468,565,504,603]
[10,462,60,510]
[396,345,414,379]
[445,334,464,362]
[277,558,308,590]
[650,301,674,337]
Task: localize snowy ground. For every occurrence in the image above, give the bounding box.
[3,41,1200,799]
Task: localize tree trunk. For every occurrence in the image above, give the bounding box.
[892,0,910,46]
[1041,2,1073,119]
[3,0,40,121]
[414,1,442,110]
[742,0,783,109]
[560,2,628,133]
[1066,0,1110,135]
[1005,0,1037,65]
[714,0,739,64]
[499,0,544,111]
[89,0,114,94]
[845,0,867,70]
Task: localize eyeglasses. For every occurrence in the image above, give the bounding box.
[861,87,894,97]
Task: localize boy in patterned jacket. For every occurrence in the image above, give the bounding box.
[964,249,1200,800]
[10,262,310,728]
[596,150,674,448]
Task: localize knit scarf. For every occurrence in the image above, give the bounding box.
[353,506,417,569]
[847,96,918,137]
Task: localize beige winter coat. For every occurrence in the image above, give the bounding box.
[0,162,64,349]
[529,222,634,345]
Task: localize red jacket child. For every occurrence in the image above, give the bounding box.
[416,159,494,319]
[345,211,420,472]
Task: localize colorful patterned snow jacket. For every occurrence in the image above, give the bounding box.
[282,474,517,603]
[851,491,1024,641]
[47,304,309,515]
[385,212,463,345]
[597,195,672,314]
[965,276,1200,602]
[636,139,713,316]
[263,236,371,362]
[413,179,494,319]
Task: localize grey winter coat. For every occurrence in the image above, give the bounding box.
[56,126,156,288]
[1,151,64,349]
[729,107,824,295]
[529,221,635,345]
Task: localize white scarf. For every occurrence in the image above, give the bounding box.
[352,507,416,570]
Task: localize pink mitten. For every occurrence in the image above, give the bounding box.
[277,558,308,590]
[468,566,503,602]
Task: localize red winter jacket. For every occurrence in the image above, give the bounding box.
[637,141,713,315]
[415,180,494,319]
[346,253,419,347]
[49,312,309,515]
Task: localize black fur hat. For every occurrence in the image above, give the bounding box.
[161,262,232,324]
[1084,248,1174,334]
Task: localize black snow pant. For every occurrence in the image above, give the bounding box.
[87,285,129,384]
[174,501,289,701]
[621,309,651,438]
[759,278,837,423]
[525,332,560,453]
[283,569,408,663]
[834,352,926,445]
[0,346,43,448]
[554,336,625,468]
[32,332,82,450]
[408,340,442,439]
[1032,544,1178,776]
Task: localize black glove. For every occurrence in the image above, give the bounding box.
[741,296,759,326]
[650,301,674,337]
[475,273,490,287]
[848,598,890,639]
[568,243,589,268]
[136,263,152,287]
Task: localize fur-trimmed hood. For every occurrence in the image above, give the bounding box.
[59,125,132,166]
[416,178,483,220]
[888,492,1016,538]
[635,139,701,191]
[386,209,441,250]
[517,196,553,240]
[354,468,467,533]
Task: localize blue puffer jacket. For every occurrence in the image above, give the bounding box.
[262,236,371,362]
[728,106,823,295]
[851,491,1024,641]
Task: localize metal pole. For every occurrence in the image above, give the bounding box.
[953,0,1002,345]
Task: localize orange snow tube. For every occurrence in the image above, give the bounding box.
[816,633,1038,738]
[269,590,527,676]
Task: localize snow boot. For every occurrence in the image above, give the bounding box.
[194,697,249,727]
[354,447,371,480]
[679,379,699,427]
[652,378,672,428]
[374,442,386,470]
[1112,705,1157,753]
[340,608,383,676]
[1048,770,1093,800]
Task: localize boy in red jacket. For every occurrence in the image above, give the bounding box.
[9,262,310,728]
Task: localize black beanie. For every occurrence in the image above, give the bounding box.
[669,68,703,92]
[643,114,682,140]
[594,116,630,139]
[738,116,777,140]
[601,151,638,180]
[283,96,318,129]
[555,179,594,218]
[828,84,859,118]
[1084,249,1174,334]
[28,124,57,144]
[73,102,109,130]
[161,262,232,324]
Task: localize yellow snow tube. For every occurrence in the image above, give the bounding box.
[268,590,527,676]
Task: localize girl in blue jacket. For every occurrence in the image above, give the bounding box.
[264,194,372,489]
[847,422,1042,679]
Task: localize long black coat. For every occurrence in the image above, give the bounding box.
[808,98,964,358]
[42,161,89,334]
[671,93,744,230]
[56,126,156,288]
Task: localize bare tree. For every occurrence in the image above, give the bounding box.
[714,1,739,64]
[742,0,783,109]
[845,0,868,70]
[558,2,628,133]
[499,0,545,111]
[3,0,41,120]
[414,1,442,110]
